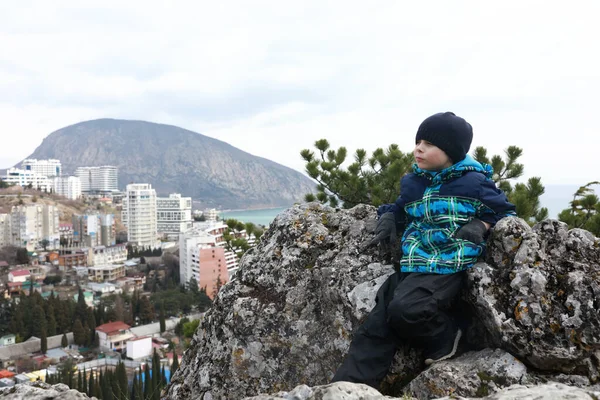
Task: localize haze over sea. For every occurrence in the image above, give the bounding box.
[219,184,592,227]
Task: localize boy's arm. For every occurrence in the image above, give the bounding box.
[477,178,517,226]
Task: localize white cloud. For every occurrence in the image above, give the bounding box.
[0,0,599,187]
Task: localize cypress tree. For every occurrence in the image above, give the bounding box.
[77,370,82,392]
[159,302,166,333]
[171,352,179,375]
[61,333,68,348]
[143,366,151,400]
[40,327,47,354]
[88,370,95,398]
[72,319,85,346]
[82,368,87,396]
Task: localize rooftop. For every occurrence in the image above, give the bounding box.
[96,321,131,335]
[9,269,30,277]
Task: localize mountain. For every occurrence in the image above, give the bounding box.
[19,119,315,210]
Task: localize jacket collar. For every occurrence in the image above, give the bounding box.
[413,154,493,184]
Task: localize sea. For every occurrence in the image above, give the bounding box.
[220,207,288,227]
[217,184,594,227]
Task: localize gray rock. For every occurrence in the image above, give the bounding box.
[0,382,95,399]
[244,382,397,400]
[166,206,600,400]
[166,203,420,399]
[465,218,600,380]
[406,348,532,399]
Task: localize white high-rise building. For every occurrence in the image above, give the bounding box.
[157,193,192,239]
[52,176,82,200]
[21,159,62,177]
[75,166,118,193]
[0,214,11,247]
[122,184,158,248]
[5,168,52,191]
[10,205,59,250]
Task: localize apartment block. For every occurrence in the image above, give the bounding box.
[5,168,52,191]
[21,159,61,177]
[75,166,118,193]
[10,205,59,250]
[122,184,158,248]
[51,176,82,200]
[0,214,10,248]
[72,213,115,248]
[157,193,192,239]
[88,264,126,282]
[90,245,127,266]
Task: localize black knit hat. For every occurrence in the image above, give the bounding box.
[415,112,473,162]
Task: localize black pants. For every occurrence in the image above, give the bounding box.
[331,271,465,389]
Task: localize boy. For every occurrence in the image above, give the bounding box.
[332,112,515,388]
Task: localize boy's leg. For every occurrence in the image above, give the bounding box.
[386,272,465,362]
[331,272,404,388]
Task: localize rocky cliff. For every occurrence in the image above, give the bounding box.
[21,119,315,209]
[166,203,600,399]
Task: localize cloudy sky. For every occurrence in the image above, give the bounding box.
[1,1,599,186]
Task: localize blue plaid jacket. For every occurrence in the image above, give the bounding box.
[377,155,516,274]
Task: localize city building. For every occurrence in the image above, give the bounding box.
[58,253,87,270]
[0,335,15,347]
[8,269,30,283]
[4,168,52,191]
[194,247,228,298]
[179,224,232,297]
[126,336,152,359]
[89,245,127,266]
[96,321,134,352]
[157,193,192,239]
[122,184,158,248]
[10,205,59,250]
[74,166,118,193]
[203,208,219,222]
[0,215,10,248]
[21,159,61,177]
[100,214,116,246]
[72,213,115,248]
[51,176,81,200]
[58,224,73,246]
[88,264,126,282]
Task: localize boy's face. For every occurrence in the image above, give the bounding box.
[414,140,453,171]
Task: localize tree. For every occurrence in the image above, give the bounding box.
[61,333,68,348]
[473,146,548,224]
[139,296,155,324]
[40,239,49,250]
[559,182,600,236]
[171,351,179,375]
[301,140,547,224]
[114,295,125,322]
[40,327,47,353]
[72,319,86,346]
[15,248,29,265]
[159,302,166,333]
[82,369,87,395]
[301,139,414,208]
[212,274,223,299]
[183,319,200,338]
[88,370,95,398]
[0,178,8,188]
[47,305,57,336]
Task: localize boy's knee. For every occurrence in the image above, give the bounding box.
[387,296,435,330]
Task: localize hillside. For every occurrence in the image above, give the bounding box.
[0,186,122,229]
[19,119,315,210]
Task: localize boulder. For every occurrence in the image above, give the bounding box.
[0,382,94,399]
[166,203,600,399]
[465,218,600,380]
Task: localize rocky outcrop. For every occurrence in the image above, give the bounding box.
[22,118,315,209]
[166,203,600,399]
[466,219,600,380]
[0,382,94,399]
[244,381,600,400]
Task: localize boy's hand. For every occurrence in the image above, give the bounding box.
[455,219,489,243]
[369,212,397,250]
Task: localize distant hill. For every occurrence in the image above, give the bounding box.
[19,119,315,210]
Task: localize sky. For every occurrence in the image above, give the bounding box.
[1,1,599,186]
